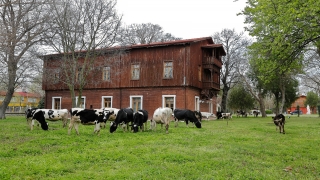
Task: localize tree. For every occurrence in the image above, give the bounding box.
[119,23,181,45]
[212,29,251,112]
[0,0,50,119]
[227,84,255,112]
[43,0,122,108]
[305,91,319,113]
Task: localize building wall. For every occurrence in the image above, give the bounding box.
[45,87,206,115]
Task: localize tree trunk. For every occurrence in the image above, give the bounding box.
[0,86,15,119]
[258,92,267,117]
[221,85,229,112]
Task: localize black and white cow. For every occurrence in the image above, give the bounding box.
[68,108,105,135]
[110,108,134,133]
[25,108,49,130]
[174,109,201,128]
[272,114,285,134]
[102,108,120,128]
[132,109,148,133]
[150,107,173,134]
[25,108,69,128]
[236,110,247,117]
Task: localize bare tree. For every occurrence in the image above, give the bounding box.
[212,29,251,112]
[43,0,122,108]
[119,23,181,45]
[0,0,50,119]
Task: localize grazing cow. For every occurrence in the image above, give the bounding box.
[25,108,49,130]
[174,109,201,128]
[68,108,105,135]
[132,109,148,133]
[272,114,285,134]
[253,110,260,117]
[110,108,134,133]
[216,111,223,119]
[201,112,215,120]
[236,110,247,117]
[193,110,202,122]
[150,107,173,133]
[25,108,69,128]
[102,108,120,128]
[221,113,232,119]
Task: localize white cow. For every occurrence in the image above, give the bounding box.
[150,107,173,134]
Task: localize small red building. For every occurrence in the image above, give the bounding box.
[42,37,225,115]
[287,95,315,114]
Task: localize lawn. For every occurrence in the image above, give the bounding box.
[0,115,319,180]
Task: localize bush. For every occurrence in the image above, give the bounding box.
[265,109,272,114]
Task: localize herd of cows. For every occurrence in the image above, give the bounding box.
[24,107,286,134]
[24,107,203,135]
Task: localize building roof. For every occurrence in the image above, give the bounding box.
[41,37,225,59]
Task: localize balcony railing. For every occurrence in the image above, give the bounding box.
[202,81,220,90]
[202,57,215,64]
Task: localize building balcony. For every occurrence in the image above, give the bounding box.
[202,81,220,91]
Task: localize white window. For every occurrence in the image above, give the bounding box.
[195,96,200,111]
[52,97,61,109]
[101,96,113,108]
[102,67,110,81]
[163,61,173,79]
[131,64,140,80]
[162,95,176,110]
[130,96,143,112]
[76,96,86,108]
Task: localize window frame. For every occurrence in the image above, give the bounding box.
[102,66,111,81]
[75,96,86,108]
[162,95,176,109]
[163,61,173,79]
[131,63,140,80]
[130,95,143,112]
[101,96,113,108]
[52,97,62,109]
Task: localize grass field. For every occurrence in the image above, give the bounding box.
[0,115,319,180]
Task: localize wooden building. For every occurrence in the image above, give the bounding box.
[42,37,225,115]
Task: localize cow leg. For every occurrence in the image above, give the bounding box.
[282,124,285,134]
[74,121,80,135]
[62,117,68,128]
[165,123,169,134]
[174,119,178,127]
[68,118,74,135]
[30,119,35,130]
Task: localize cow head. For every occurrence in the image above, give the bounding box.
[109,122,118,133]
[132,111,144,133]
[195,121,201,128]
[103,110,114,120]
[33,110,48,130]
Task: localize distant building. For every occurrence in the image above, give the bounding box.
[0,91,41,113]
[287,95,316,114]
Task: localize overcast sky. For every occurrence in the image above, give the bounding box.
[116,0,248,39]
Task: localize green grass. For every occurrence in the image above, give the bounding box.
[0,115,320,180]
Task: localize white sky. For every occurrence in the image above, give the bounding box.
[116,0,248,39]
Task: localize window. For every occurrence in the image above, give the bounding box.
[28,98,36,103]
[130,96,142,112]
[76,96,86,108]
[102,67,110,81]
[163,61,173,79]
[77,68,82,82]
[131,64,140,80]
[54,70,60,83]
[195,96,199,111]
[101,96,112,108]
[162,95,176,109]
[52,97,61,109]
